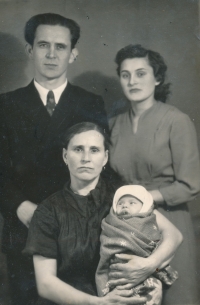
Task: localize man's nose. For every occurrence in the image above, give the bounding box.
[46,46,56,58]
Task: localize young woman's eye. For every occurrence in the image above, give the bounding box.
[137,71,146,77]
[121,73,129,79]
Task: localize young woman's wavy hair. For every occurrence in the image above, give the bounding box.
[115,44,171,103]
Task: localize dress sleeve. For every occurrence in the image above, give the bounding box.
[0,95,27,216]
[23,201,59,258]
[159,113,200,206]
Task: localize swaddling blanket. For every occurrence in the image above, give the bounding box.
[96,206,161,296]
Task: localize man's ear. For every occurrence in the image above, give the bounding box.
[69,48,79,64]
[25,43,34,59]
[63,148,68,165]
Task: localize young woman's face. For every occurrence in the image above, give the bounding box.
[120,57,160,103]
[63,130,108,183]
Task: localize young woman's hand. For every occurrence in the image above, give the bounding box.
[108,254,153,288]
[99,288,147,305]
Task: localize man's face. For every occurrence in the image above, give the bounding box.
[27,25,77,86]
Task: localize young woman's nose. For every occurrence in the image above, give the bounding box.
[128,74,137,86]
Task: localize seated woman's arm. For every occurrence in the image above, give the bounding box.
[33,255,146,305]
[108,210,183,289]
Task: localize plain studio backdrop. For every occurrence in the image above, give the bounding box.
[0,0,200,304]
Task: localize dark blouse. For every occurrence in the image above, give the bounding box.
[23,178,116,296]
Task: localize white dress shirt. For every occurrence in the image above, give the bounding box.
[34,79,68,105]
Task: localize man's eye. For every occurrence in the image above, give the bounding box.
[39,43,48,48]
[57,44,65,50]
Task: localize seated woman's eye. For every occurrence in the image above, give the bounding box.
[74,147,82,152]
[91,148,99,153]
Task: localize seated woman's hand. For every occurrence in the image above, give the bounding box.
[108,253,154,289]
[101,288,147,305]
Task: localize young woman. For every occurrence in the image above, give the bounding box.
[24,122,183,305]
[109,44,200,304]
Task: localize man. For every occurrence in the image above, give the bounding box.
[0,13,108,305]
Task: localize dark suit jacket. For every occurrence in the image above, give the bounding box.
[0,81,108,252]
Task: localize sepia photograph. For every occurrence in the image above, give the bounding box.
[0,1,200,304]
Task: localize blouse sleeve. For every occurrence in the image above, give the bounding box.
[159,112,200,206]
[23,200,59,258]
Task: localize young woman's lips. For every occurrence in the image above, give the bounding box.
[129,88,141,93]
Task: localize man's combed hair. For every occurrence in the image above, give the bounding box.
[115,44,171,103]
[24,13,80,49]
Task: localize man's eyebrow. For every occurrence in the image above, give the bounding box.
[37,40,49,44]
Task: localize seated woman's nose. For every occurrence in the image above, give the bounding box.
[81,151,90,162]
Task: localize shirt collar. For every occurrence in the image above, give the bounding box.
[34,79,68,105]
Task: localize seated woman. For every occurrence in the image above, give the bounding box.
[23,122,183,305]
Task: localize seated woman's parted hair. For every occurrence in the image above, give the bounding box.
[115,44,171,103]
[62,122,111,151]
[24,13,80,49]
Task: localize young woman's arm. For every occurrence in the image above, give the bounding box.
[107,210,183,289]
[33,255,146,305]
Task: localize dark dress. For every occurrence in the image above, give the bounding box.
[23,178,116,303]
[109,102,200,305]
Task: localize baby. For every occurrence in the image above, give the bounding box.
[95,185,178,305]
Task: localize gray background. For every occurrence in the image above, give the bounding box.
[0,0,200,304]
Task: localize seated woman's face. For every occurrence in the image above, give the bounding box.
[63,130,108,183]
[119,56,160,103]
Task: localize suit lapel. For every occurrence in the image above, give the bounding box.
[43,83,78,140]
[16,81,51,141]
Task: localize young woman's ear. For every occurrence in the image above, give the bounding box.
[69,48,79,64]
[25,43,34,59]
[62,148,68,165]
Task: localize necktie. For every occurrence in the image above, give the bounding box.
[46,90,56,116]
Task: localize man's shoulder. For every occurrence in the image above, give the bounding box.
[0,82,33,103]
[68,83,103,101]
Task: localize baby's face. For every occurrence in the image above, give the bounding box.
[116,195,143,216]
